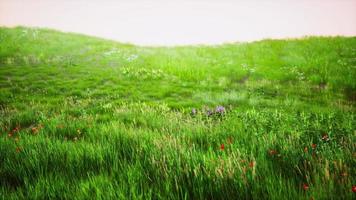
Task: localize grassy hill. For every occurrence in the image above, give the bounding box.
[0,27,355,199]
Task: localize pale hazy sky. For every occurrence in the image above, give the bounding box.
[1,0,356,45]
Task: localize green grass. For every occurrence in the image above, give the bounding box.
[0,26,355,199]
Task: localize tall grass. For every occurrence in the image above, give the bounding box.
[0,27,355,199]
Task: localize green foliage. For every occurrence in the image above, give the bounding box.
[0,27,355,199]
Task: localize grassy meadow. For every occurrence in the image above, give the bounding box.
[0,27,355,199]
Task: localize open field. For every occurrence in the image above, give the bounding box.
[0,27,355,199]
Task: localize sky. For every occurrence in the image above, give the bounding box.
[0,0,356,46]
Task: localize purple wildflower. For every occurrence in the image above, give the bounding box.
[215,106,225,114]
[191,108,197,116]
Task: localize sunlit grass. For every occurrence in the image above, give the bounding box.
[0,27,355,199]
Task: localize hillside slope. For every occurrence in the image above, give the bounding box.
[0,27,355,199]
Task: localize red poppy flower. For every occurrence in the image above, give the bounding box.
[249,161,255,168]
[269,149,277,156]
[352,185,356,193]
[311,144,317,149]
[220,144,225,150]
[13,126,20,132]
[303,183,309,191]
